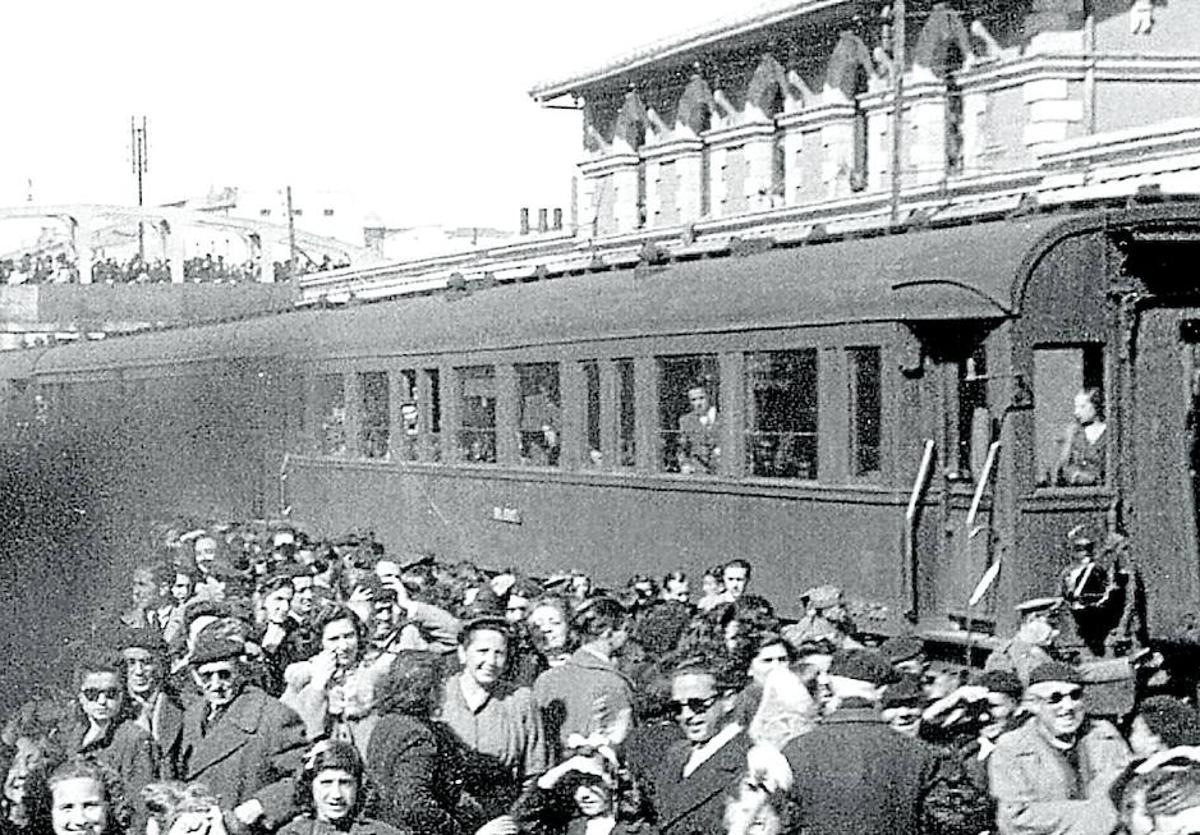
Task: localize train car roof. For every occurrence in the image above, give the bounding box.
[20,208,1145,376]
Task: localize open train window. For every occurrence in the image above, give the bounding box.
[616,359,636,468]
[516,363,560,467]
[398,370,418,461]
[1034,345,1105,488]
[424,368,442,462]
[457,366,496,464]
[315,374,347,456]
[659,355,720,474]
[582,361,601,467]
[357,372,389,460]
[745,349,818,480]
[849,347,882,476]
[957,345,992,480]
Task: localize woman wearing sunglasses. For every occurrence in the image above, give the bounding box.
[58,657,157,805]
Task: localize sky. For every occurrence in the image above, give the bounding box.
[0,1,773,235]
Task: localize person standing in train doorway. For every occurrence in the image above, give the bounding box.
[678,379,721,475]
[1056,388,1106,486]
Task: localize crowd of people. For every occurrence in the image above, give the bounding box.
[0,251,352,287]
[3,519,1199,835]
[1,254,79,285]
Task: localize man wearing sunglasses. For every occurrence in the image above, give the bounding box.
[644,654,750,835]
[173,624,307,834]
[989,661,1130,835]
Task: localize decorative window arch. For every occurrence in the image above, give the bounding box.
[612,90,650,152]
[676,74,716,137]
[746,54,794,118]
[825,32,878,102]
[912,5,974,78]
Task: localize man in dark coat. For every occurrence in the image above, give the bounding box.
[172,624,307,832]
[117,627,186,776]
[645,653,751,835]
[783,647,943,835]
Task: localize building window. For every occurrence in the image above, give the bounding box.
[764,85,786,206]
[457,366,495,463]
[582,361,601,466]
[323,208,335,217]
[316,373,346,456]
[425,368,441,462]
[944,44,965,177]
[357,372,389,459]
[659,355,720,474]
[849,347,881,475]
[851,66,871,192]
[745,350,818,479]
[259,208,271,217]
[517,363,560,467]
[292,208,304,217]
[957,345,990,479]
[617,359,636,468]
[398,370,418,461]
[1034,345,1105,487]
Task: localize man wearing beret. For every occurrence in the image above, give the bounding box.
[172,624,307,833]
[117,627,186,776]
[782,648,945,835]
[988,661,1130,835]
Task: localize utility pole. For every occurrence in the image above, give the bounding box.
[888,0,906,227]
[131,116,149,261]
[286,185,297,278]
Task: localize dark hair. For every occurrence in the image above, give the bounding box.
[573,597,629,640]
[292,740,368,821]
[458,617,511,648]
[314,605,368,656]
[661,570,688,588]
[1079,386,1105,420]
[672,650,744,694]
[374,651,445,718]
[259,574,294,597]
[39,756,131,835]
[1136,695,1200,749]
[723,559,752,578]
[73,656,134,725]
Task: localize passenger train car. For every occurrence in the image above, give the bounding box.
[5,202,1200,641]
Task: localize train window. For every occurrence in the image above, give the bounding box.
[517,363,561,467]
[1034,346,1105,487]
[316,373,347,456]
[357,372,389,459]
[659,355,720,474]
[425,368,442,462]
[457,366,495,464]
[849,347,881,476]
[399,370,418,461]
[617,359,636,468]
[957,345,991,479]
[745,349,818,479]
[582,361,601,466]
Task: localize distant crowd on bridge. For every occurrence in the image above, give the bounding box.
[0,252,351,287]
[3,517,1198,835]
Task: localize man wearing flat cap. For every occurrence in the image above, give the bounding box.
[783,648,945,835]
[782,585,861,651]
[989,661,1130,835]
[986,597,1063,686]
[172,624,307,833]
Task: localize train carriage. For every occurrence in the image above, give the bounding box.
[5,202,1200,643]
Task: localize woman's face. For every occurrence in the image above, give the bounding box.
[312,768,358,823]
[321,618,361,669]
[702,574,722,597]
[50,776,108,835]
[749,643,791,685]
[170,573,193,604]
[573,783,611,818]
[528,605,568,651]
[78,672,123,725]
[262,587,293,625]
[3,738,43,805]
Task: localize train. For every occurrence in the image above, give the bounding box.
[4,200,1200,646]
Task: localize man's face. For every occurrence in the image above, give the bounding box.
[457,628,508,689]
[505,594,529,624]
[193,660,243,710]
[374,560,400,587]
[749,643,791,685]
[687,387,710,414]
[122,647,161,698]
[883,705,922,737]
[194,538,218,575]
[372,601,397,639]
[671,672,731,744]
[312,768,357,824]
[263,586,293,625]
[170,573,193,604]
[78,671,123,725]
[292,577,315,617]
[982,692,1017,740]
[1028,680,1086,741]
[1018,612,1059,647]
[722,565,748,599]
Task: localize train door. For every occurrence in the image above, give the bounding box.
[1129,307,1200,628]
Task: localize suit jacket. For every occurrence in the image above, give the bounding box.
[173,685,307,829]
[648,729,750,835]
[783,703,941,835]
[988,717,1130,835]
[534,646,634,756]
[676,411,720,474]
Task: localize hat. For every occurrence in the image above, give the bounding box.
[973,669,1023,699]
[1027,661,1083,687]
[114,627,168,656]
[803,585,844,612]
[828,648,895,686]
[190,625,245,666]
[1015,596,1061,616]
[879,636,924,665]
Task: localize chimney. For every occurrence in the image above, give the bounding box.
[552,208,563,231]
[519,208,530,235]
[537,208,549,234]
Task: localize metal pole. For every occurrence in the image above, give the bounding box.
[889,0,906,227]
[132,116,148,262]
[286,185,297,278]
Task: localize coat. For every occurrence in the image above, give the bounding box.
[68,717,158,798]
[172,685,307,829]
[782,703,942,835]
[646,728,750,835]
[533,647,634,755]
[364,713,465,835]
[988,717,1130,835]
[676,411,720,474]
[275,816,407,835]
